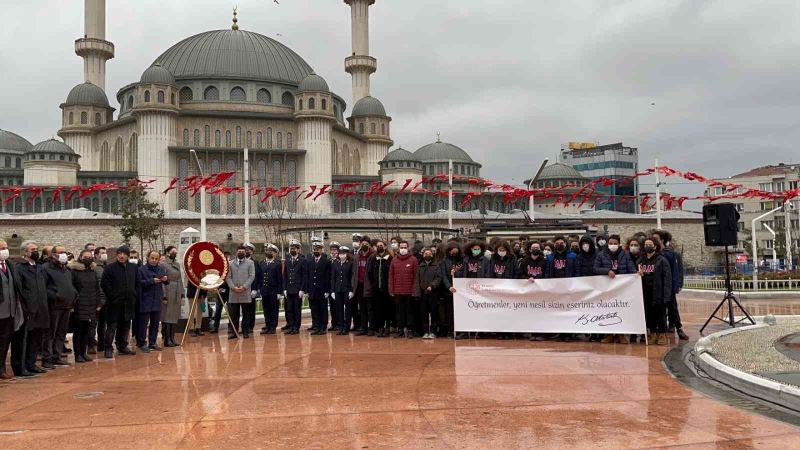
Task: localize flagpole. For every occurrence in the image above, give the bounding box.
[655,158,662,229]
[448,159,453,230]
[190,149,207,241]
[244,147,250,244]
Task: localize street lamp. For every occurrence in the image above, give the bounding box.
[189,149,207,241]
[527,158,549,222]
[751,204,782,289]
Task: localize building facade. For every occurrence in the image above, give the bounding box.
[560,142,639,213]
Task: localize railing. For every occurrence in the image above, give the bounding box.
[683,276,800,291]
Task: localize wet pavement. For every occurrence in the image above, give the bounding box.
[1,295,800,449]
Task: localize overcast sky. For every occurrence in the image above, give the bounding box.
[2,0,799,203]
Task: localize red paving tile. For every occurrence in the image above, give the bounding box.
[0,295,798,449]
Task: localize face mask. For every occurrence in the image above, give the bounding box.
[530,249,541,256]
[484,250,492,258]
[339,253,348,261]
[471,249,482,257]
[99,253,108,261]
[377,247,385,254]
[555,244,565,252]
[245,252,252,258]
[237,252,246,259]
[57,253,68,264]
[352,242,359,249]
[629,246,640,255]
[390,243,398,249]
[29,251,40,261]
[645,246,656,254]
[0,249,8,261]
[399,248,408,256]
[266,252,275,259]
[582,243,590,253]
[608,244,620,253]
[129,258,138,265]
[543,249,552,256]
[82,258,93,266]
[597,239,606,247]
[290,250,297,257]
[361,244,369,251]
[423,255,433,262]
[449,251,459,258]
[497,250,507,257]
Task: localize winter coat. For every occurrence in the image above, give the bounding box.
[389,253,418,296]
[227,258,256,303]
[547,250,576,278]
[331,258,354,293]
[486,254,516,279]
[594,248,637,275]
[281,256,307,295]
[306,255,331,298]
[638,253,673,305]
[365,253,392,297]
[458,255,489,279]
[13,261,49,330]
[440,256,464,290]
[93,261,107,307]
[257,259,282,296]
[414,259,442,298]
[43,261,78,310]
[67,260,102,321]
[662,246,683,296]
[161,259,184,323]
[516,256,548,279]
[138,263,167,313]
[575,236,598,277]
[101,260,140,322]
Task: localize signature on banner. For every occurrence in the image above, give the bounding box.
[575,312,622,326]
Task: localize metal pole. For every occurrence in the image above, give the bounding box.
[528,158,549,222]
[190,149,206,241]
[244,147,250,244]
[448,159,453,230]
[654,158,662,229]
[785,200,793,269]
[751,205,783,290]
[764,223,778,269]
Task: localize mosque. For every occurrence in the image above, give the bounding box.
[0,0,581,216]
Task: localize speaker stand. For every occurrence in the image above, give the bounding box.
[700,246,756,334]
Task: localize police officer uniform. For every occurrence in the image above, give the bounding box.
[282,239,308,335]
[258,244,282,334]
[307,240,331,335]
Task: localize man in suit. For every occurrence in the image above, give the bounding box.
[0,239,24,381]
[307,240,331,335]
[11,241,50,377]
[226,245,255,339]
[282,239,308,335]
[258,244,282,335]
[100,246,140,358]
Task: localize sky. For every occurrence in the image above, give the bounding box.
[2,0,800,206]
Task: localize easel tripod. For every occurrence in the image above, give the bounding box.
[699,246,755,334]
[180,287,239,346]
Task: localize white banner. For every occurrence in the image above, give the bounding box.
[454,274,646,334]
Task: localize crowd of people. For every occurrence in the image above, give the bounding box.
[0,228,687,381]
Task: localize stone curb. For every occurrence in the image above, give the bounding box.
[695,324,800,412]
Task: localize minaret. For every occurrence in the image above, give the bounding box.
[344,0,377,105]
[75,0,114,91]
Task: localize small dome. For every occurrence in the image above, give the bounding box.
[65,82,110,107]
[352,96,386,117]
[535,163,587,181]
[140,63,176,85]
[29,139,76,155]
[0,129,33,153]
[414,141,474,163]
[382,147,418,163]
[298,73,329,93]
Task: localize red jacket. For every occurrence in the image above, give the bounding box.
[389,253,418,296]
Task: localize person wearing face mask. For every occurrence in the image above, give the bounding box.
[0,239,24,380]
[451,241,488,339]
[515,242,549,342]
[637,238,672,346]
[651,229,688,341]
[100,246,140,358]
[306,241,331,335]
[569,237,580,256]
[67,250,103,362]
[256,244,282,335]
[89,246,108,355]
[136,251,168,353]
[439,242,463,339]
[326,242,341,331]
[546,236,577,341]
[11,241,49,376]
[352,236,375,336]
[414,248,442,339]
[626,237,645,344]
[160,246,183,347]
[388,241,418,338]
[593,234,636,344]
[42,245,78,367]
[389,237,400,256]
[282,240,307,335]
[575,236,597,278]
[330,246,354,335]
[542,242,554,259]
[227,245,256,339]
[366,239,392,337]
[487,241,517,340]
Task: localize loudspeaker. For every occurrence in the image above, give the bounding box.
[703,203,740,246]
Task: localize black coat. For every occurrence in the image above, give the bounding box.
[486,255,516,279]
[306,255,331,298]
[440,256,464,290]
[331,258,354,293]
[638,253,673,305]
[282,256,308,294]
[13,261,49,330]
[414,259,442,297]
[101,260,140,322]
[575,236,597,277]
[458,256,489,278]
[516,256,548,279]
[67,260,102,321]
[43,261,78,310]
[257,259,282,296]
[365,254,392,296]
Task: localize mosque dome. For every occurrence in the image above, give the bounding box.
[382,147,418,163]
[351,96,387,117]
[152,29,314,85]
[29,139,77,156]
[298,73,330,93]
[536,163,586,181]
[64,82,110,107]
[140,63,176,85]
[414,141,474,163]
[0,129,33,153]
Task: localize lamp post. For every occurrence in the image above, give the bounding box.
[244,147,250,244]
[189,149,206,241]
[752,205,782,289]
[527,158,549,222]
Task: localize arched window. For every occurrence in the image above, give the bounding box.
[128,133,138,171]
[308,98,315,110]
[257,88,271,104]
[99,142,110,171]
[215,130,221,146]
[225,131,231,147]
[144,90,151,103]
[321,99,327,110]
[128,95,134,108]
[230,86,246,101]
[210,159,221,214]
[358,123,365,134]
[170,92,175,105]
[4,156,10,167]
[343,144,350,175]
[102,197,110,213]
[80,112,88,124]
[114,137,124,170]
[94,113,101,126]
[298,99,303,110]
[331,140,338,174]
[204,86,219,101]
[287,133,292,149]
[183,129,190,145]
[267,128,273,148]
[226,159,237,214]
[256,132,263,148]
[15,158,21,169]
[370,123,376,134]
[178,158,188,209]
[236,127,242,147]
[179,87,193,102]
[281,92,294,106]
[276,132,283,148]
[381,123,386,135]
[157,90,165,103]
[204,126,210,146]
[353,148,361,175]
[193,129,200,146]
[246,131,252,148]
[257,160,267,188]
[69,112,74,124]
[287,160,297,213]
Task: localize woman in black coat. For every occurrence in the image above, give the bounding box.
[68,250,102,362]
[637,238,672,346]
